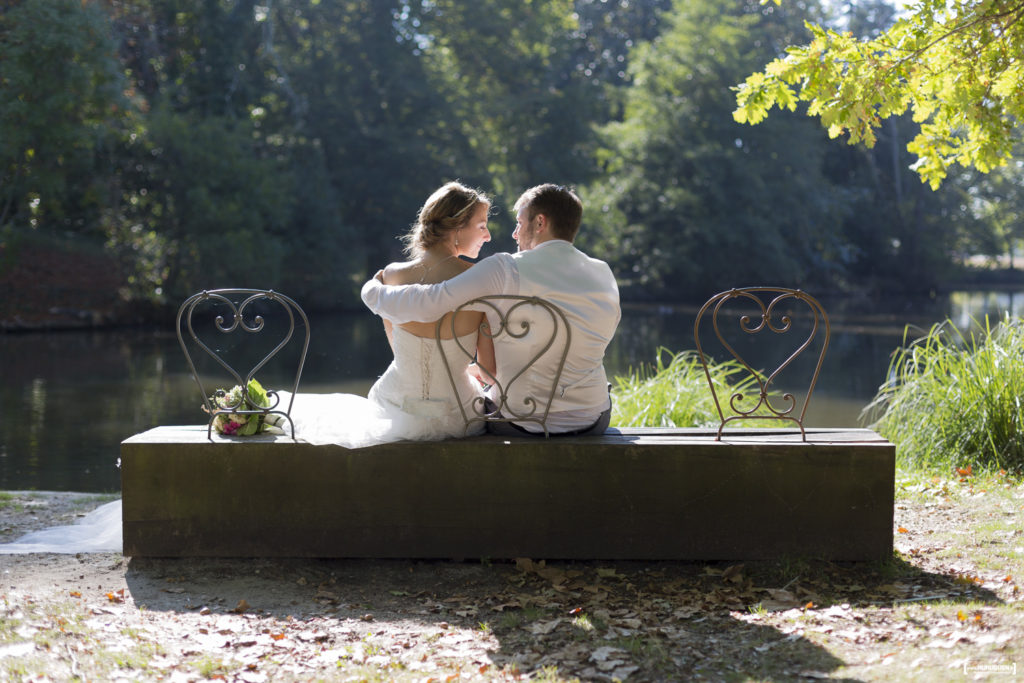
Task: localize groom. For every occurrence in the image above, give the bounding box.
[361,183,621,436]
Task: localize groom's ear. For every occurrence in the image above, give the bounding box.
[535,213,548,234]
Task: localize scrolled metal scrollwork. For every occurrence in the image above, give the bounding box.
[436,295,571,437]
[694,287,830,441]
[177,289,310,441]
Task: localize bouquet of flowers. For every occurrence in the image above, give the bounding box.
[204,378,283,436]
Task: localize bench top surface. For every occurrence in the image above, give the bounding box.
[124,425,892,447]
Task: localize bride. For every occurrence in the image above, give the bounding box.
[279,181,495,447]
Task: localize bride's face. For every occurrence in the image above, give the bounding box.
[457,203,491,258]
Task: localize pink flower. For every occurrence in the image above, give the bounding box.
[222,420,242,435]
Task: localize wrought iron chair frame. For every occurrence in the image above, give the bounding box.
[176,289,310,442]
[694,287,830,441]
[437,295,571,437]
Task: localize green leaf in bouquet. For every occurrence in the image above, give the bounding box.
[237,414,262,436]
[246,378,270,409]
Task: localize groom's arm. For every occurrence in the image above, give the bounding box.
[361,253,514,324]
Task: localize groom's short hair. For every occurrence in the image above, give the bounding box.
[514,184,583,242]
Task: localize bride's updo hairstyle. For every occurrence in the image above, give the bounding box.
[403,181,490,258]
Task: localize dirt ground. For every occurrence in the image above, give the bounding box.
[1,475,1022,682]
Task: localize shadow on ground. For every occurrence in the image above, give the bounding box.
[123,553,1002,681]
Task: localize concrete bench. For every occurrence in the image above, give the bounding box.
[120,425,893,560]
[121,288,895,560]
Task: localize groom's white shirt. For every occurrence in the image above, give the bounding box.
[361,240,621,432]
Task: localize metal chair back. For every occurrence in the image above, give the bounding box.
[437,295,571,437]
[694,287,830,441]
[176,289,310,441]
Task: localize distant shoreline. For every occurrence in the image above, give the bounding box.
[5,277,1024,335]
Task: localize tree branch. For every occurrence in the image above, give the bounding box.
[892,1,1024,67]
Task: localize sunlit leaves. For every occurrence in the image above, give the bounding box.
[735,0,1024,188]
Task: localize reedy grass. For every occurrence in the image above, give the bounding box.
[611,347,763,428]
[865,315,1024,473]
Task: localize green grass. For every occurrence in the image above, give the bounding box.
[613,319,1024,477]
[497,611,522,630]
[570,613,595,633]
[72,493,119,506]
[193,655,230,679]
[865,315,1024,473]
[611,347,764,428]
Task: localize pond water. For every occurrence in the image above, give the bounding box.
[2,290,1021,493]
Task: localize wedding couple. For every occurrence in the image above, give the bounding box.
[288,182,620,447]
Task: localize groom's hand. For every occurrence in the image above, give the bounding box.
[467,363,493,391]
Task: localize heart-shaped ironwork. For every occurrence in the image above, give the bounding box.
[176,289,310,441]
[437,295,570,436]
[694,287,830,440]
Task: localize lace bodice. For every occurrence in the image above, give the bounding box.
[371,326,478,409]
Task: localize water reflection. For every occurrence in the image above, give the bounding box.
[1,291,1021,492]
[950,291,1024,329]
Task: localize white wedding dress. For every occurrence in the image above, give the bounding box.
[278,326,485,447]
[0,499,123,554]
[0,327,484,555]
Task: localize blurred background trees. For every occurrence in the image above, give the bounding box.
[1,0,1018,316]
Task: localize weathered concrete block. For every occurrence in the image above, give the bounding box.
[120,426,894,560]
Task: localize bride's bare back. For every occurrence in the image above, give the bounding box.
[380,255,482,339]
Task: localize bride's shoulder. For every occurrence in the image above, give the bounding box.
[430,256,473,283]
[381,260,423,285]
[453,258,475,274]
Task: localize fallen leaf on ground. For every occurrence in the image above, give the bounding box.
[525,619,561,635]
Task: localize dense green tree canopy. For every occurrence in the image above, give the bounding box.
[581,0,851,296]
[735,0,1024,188]
[0,0,1015,311]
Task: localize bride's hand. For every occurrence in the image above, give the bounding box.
[373,269,385,283]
